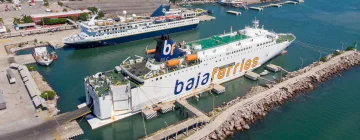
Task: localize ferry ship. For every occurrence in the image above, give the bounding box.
[83,19,295,122]
[62,4,199,47]
[217,0,243,6]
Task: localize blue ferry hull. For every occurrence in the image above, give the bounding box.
[66,24,198,48]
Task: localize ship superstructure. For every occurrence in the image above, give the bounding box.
[217,0,244,6]
[84,19,295,120]
[63,4,199,47]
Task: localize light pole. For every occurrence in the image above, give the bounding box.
[300,57,304,69]
[341,42,347,52]
[209,90,216,116]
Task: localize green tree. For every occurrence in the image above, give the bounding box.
[41,18,67,25]
[346,46,355,51]
[26,65,36,71]
[22,15,33,23]
[97,11,105,19]
[40,91,56,100]
[169,0,181,4]
[87,7,98,14]
[68,16,75,21]
[79,13,88,21]
[57,1,63,6]
[13,17,21,24]
[43,0,49,7]
[63,8,67,12]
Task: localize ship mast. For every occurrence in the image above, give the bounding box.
[252,17,259,29]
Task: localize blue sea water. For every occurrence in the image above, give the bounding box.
[16,0,360,139]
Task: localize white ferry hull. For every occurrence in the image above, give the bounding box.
[129,41,293,111]
[37,60,53,66]
[63,21,199,47]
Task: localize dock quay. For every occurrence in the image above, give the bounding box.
[186,51,360,140]
[56,120,84,139]
[10,54,36,65]
[48,40,65,49]
[211,84,225,94]
[142,100,209,140]
[197,15,216,22]
[244,71,260,80]
[227,10,241,15]
[177,99,210,122]
[250,1,299,11]
[266,64,280,72]
[142,84,225,140]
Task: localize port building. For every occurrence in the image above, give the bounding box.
[30,10,91,24]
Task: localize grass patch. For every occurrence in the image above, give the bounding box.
[27,65,36,71]
[40,91,56,100]
[320,57,328,62]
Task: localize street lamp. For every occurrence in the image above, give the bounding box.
[341,42,347,52]
[209,90,216,116]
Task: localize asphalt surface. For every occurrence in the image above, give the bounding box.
[0,107,91,140]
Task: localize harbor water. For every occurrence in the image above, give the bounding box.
[16,0,360,139]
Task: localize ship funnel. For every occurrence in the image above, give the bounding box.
[154,35,184,62]
[151,4,170,17]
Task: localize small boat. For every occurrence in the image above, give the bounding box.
[273,76,276,79]
[281,50,288,55]
[33,47,53,66]
[51,51,58,60]
[207,10,214,14]
[259,70,270,76]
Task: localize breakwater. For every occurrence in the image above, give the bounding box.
[187,50,360,140]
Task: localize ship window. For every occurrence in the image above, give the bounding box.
[160,77,162,80]
[156,78,158,81]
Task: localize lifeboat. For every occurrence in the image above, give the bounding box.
[165,15,175,20]
[185,54,198,62]
[176,15,182,19]
[155,16,165,22]
[146,49,156,54]
[166,59,180,67]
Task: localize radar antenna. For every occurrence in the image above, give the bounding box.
[252,17,259,29]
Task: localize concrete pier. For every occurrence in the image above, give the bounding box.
[197,15,216,22]
[211,84,226,94]
[244,71,260,80]
[266,64,280,72]
[177,99,210,122]
[142,99,209,140]
[227,10,241,15]
[250,1,299,11]
[56,121,84,139]
[249,7,264,11]
[186,51,360,140]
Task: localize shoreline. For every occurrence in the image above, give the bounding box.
[186,50,360,140]
[30,70,60,116]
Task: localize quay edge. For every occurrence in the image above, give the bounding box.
[185,50,360,140]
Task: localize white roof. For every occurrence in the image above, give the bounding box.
[0,90,4,104]
[0,23,6,33]
[30,10,91,18]
[32,95,42,107]
[34,47,47,53]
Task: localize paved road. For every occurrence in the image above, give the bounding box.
[0,107,91,140]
